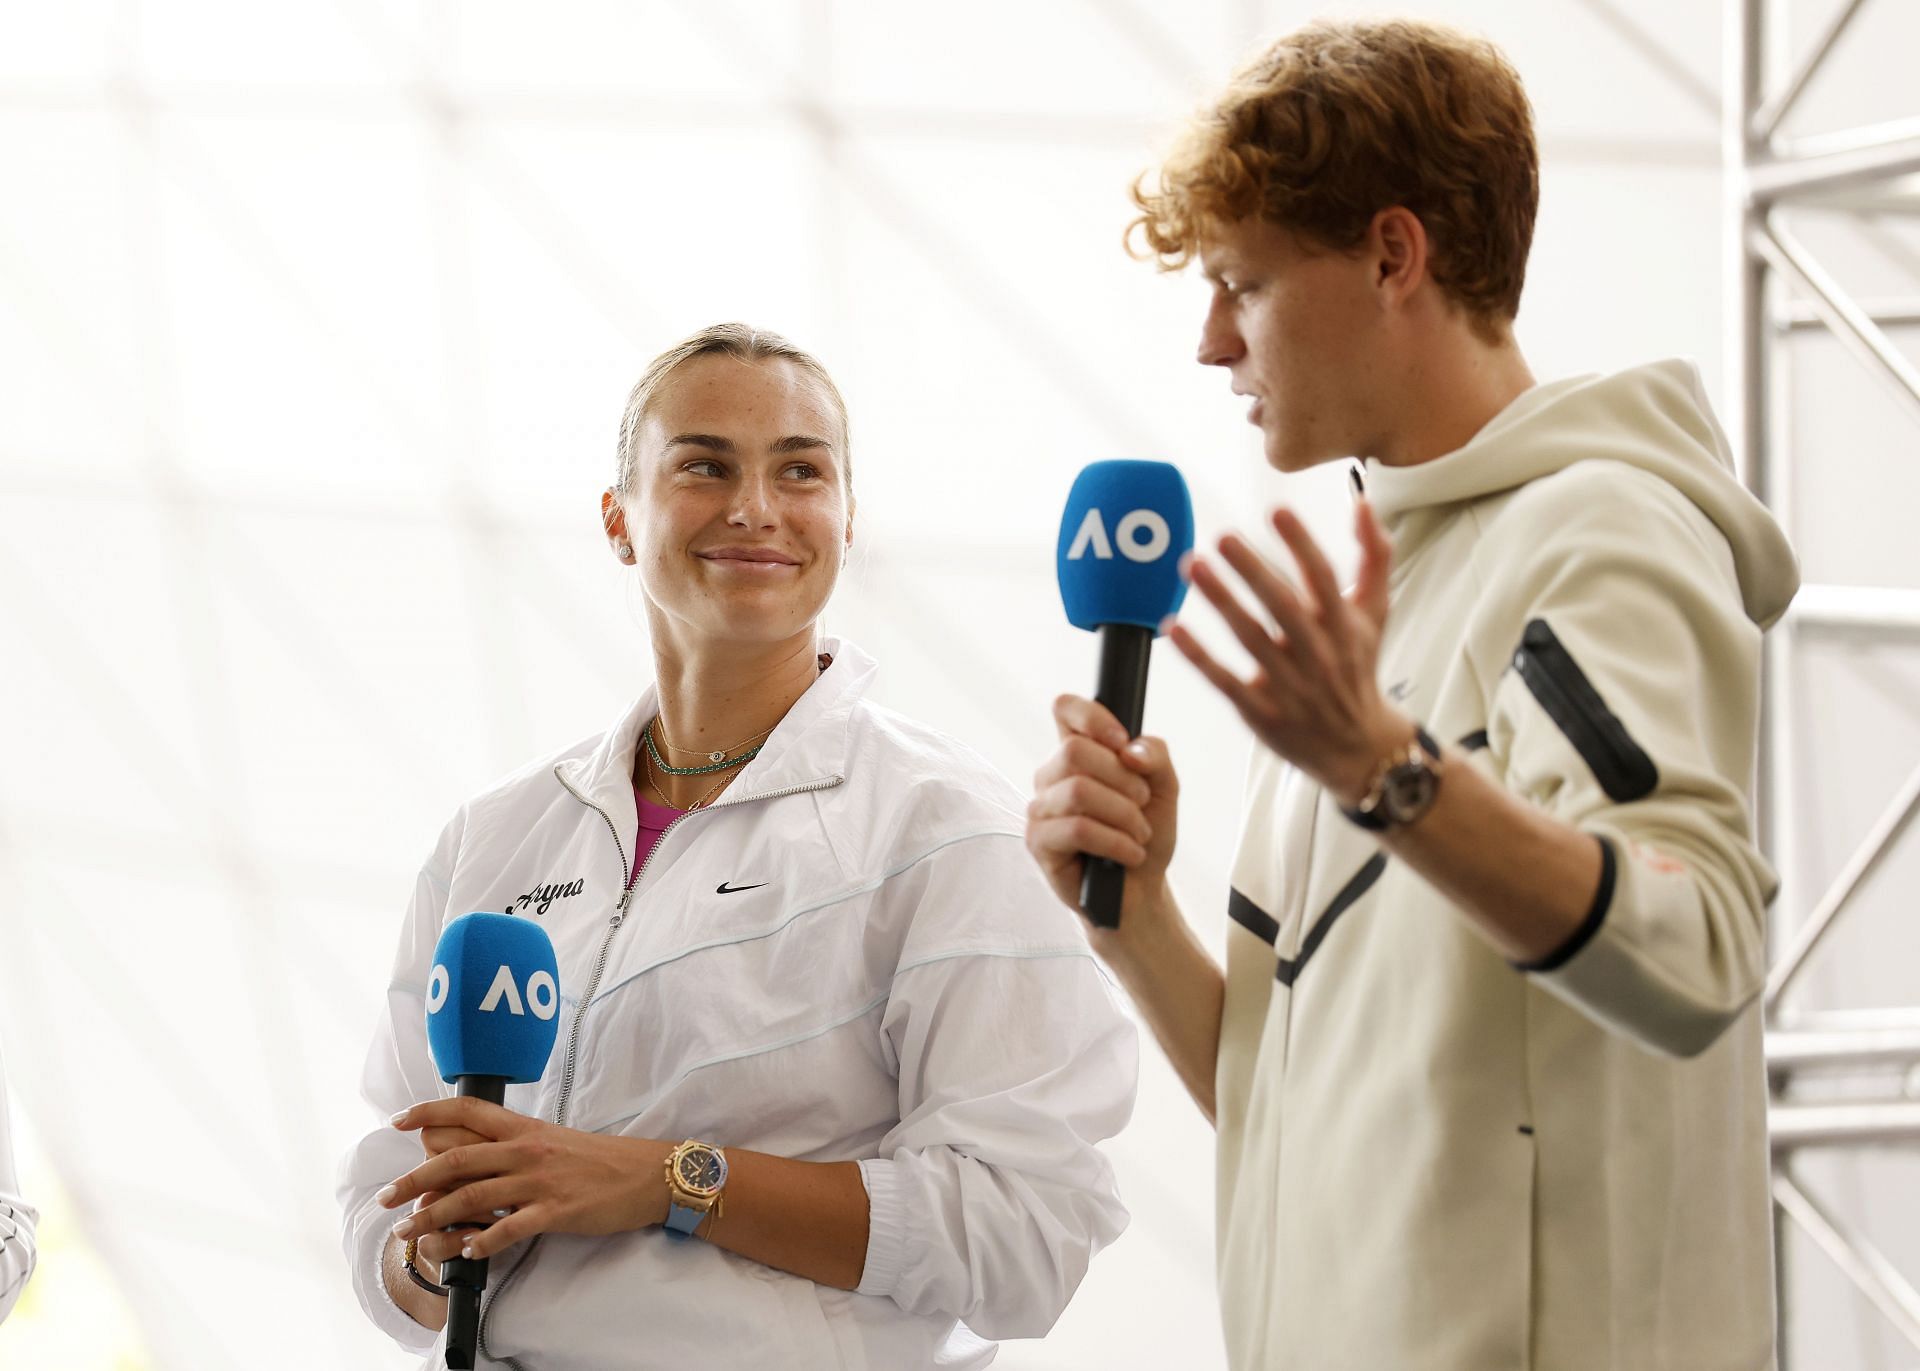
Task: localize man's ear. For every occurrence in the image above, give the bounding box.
[1371,207,1429,309]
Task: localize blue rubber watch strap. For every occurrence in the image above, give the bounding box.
[663,1202,704,1241]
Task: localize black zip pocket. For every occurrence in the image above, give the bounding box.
[1512,619,1659,803]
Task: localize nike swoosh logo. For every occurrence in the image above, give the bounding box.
[716,882,768,895]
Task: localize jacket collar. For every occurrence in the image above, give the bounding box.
[554,635,872,823]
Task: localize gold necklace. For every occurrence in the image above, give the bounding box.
[654,715,778,766]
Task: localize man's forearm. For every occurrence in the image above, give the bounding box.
[1096,884,1224,1126]
[1377,744,1603,964]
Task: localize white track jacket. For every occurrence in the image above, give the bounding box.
[0,1045,35,1325]
[1216,360,1799,1371]
[337,639,1137,1370]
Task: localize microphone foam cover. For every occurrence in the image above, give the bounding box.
[1056,460,1195,632]
[425,912,562,1084]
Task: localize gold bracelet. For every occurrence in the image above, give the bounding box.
[402,1236,448,1296]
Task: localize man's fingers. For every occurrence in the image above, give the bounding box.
[1165,621,1264,719]
[1029,815,1149,868]
[1271,508,1348,644]
[1033,734,1153,808]
[1029,775,1153,847]
[1186,553,1311,696]
[1352,499,1393,628]
[1116,736,1180,799]
[1051,693,1130,750]
[1212,536,1332,678]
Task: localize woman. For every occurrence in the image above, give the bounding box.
[0,1043,36,1326]
[336,324,1137,1370]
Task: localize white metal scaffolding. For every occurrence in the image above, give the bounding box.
[1729,0,1920,1362]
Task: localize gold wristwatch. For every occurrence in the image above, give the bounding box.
[1342,726,1443,831]
[663,1139,728,1241]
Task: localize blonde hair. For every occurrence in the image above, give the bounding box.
[614,323,852,495]
[1129,18,1539,339]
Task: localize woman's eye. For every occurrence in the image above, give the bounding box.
[784,463,820,480]
[686,459,724,477]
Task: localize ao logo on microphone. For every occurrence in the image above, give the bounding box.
[1064,507,1173,564]
[427,961,559,1021]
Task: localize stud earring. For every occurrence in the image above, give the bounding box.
[616,543,632,561]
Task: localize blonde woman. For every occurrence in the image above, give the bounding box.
[337,324,1137,1370]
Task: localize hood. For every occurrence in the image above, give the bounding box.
[1360,359,1799,629]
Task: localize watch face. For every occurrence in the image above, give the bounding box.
[1383,762,1438,821]
[676,1146,726,1195]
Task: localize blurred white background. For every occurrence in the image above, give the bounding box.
[2,0,1917,1366]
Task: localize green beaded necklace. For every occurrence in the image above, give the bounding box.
[643,721,765,777]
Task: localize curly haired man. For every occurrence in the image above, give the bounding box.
[1027,19,1794,1370]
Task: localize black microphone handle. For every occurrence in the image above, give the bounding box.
[1079,623,1154,930]
[441,1074,508,1370]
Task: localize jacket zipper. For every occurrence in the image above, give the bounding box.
[474,766,842,1370]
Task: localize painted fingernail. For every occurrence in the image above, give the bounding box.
[1127,741,1150,758]
[391,1216,417,1239]
[388,1110,409,1126]
[461,1243,476,1259]
[376,1184,398,1206]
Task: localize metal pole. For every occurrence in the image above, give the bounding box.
[1754,218,1920,423]
[1749,126,1920,203]
[1767,1027,1920,1074]
[1788,584,1920,636]
[1765,758,1920,1010]
[1773,1173,1920,1352]
[1729,3,1793,1362]
[1751,0,1870,142]
[1782,298,1920,331]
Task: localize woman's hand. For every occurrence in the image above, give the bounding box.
[380,1098,670,1263]
[1165,501,1412,804]
[421,1124,488,1159]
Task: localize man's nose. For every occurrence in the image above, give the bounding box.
[1197,299,1243,367]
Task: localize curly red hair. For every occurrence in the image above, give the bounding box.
[1130,19,1539,339]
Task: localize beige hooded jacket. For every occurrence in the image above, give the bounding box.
[1215,359,1799,1371]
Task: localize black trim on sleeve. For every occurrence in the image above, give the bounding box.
[1458,729,1489,753]
[1278,853,1388,986]
[1227,888,1279,947]
[1512,834,1617,974]
[1511,619,1659,802]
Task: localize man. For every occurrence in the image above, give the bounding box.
[1026,18,1797,1370]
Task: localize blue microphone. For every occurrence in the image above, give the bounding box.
[424,913,560,1369]
[1056,460,1194,928]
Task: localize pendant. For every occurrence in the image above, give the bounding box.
[709,750,726,764]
